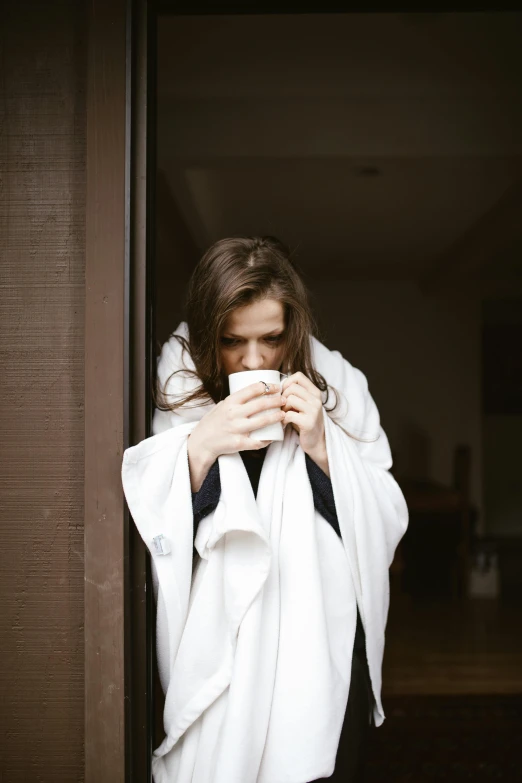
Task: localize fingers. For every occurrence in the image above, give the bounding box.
[281,383,322,423]
[236,407,285,434]
[282,371,322,400]
[282,393,310,414]
[282,410,301,432]
[242,393,284,418]
[231,381,280,405]
[281,382,314,408]
[283,409,300,423]
[241,436,273,451]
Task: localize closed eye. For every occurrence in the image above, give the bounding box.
[220,333,284,347]
[220,337,239,346]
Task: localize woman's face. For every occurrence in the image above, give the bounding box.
[219,298,286,376]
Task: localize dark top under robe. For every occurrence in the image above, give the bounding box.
[191,447,366,653]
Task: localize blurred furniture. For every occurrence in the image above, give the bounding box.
[395,445,474,598]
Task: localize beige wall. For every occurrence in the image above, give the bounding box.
[0,1,85,779]
[311,280,483,523]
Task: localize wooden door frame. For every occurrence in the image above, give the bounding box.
[85,0,154,780]
[85,0,127,779]
[85,3,510,781]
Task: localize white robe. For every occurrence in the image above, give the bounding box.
[121,323,408,783]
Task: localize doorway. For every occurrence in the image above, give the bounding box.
[147,10,522,780]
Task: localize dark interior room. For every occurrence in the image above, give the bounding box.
[154,12,522,779]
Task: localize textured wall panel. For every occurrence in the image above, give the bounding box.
[0,1,85,780]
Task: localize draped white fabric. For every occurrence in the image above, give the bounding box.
[121,323,408,783]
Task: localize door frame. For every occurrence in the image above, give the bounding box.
[85,0,154,780]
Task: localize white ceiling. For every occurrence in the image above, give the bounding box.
[157,12,522,282]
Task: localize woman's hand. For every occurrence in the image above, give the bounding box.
[281,372,330,476]
[187,382,285,491]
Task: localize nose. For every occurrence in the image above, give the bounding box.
[242,341,264,370]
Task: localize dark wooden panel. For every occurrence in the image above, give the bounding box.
[129,0,154,779]
[85,0,127,780]
[0,1,86,780]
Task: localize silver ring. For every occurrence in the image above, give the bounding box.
[259,380,270,394]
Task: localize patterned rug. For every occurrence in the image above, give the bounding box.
[365,695,522,782]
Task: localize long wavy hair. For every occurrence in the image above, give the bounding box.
[156,235,337,412]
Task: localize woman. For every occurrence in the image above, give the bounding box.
[122,236,408,783]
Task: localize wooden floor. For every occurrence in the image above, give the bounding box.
[382,583,522,695]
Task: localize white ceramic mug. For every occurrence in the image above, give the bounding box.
[228,369,288,441]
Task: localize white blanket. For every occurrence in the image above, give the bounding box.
[121,323,408,783]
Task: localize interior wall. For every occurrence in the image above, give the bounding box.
[310,280,483,523]
[155,171,199,349]
[482,297,522,537]
[484,416,522,537]
[0,1,85,779]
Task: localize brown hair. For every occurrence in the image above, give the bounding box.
[156,235,337,412]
